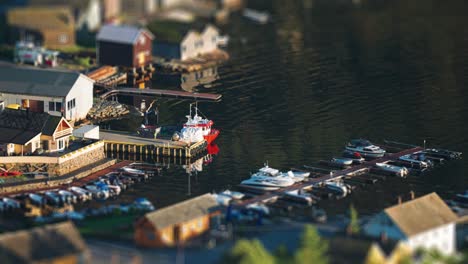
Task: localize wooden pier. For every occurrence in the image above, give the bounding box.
[100,130,207,159]
[237,147,423,207]
[100,87,222,101]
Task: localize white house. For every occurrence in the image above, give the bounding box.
[180,25,219,61]
[76,0,102,32]
[363,192,459,255]
[0,65,94,122]
[152,23,220,61]
[0,109,73,155]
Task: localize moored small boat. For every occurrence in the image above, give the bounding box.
[374,162,409,177]
[345,139,386,159]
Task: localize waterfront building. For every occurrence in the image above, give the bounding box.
[363,192,458,255]
[0,65,94,122]
[6,6,75,48]
[329,236,411,264]
[134,193,219,247]
[96,24,154,68]
[0,109,73,155]
[0,221,89,263]
[149,21,220,61]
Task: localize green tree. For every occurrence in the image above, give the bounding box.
[294,225,329,264]
[274,244,292,264]
[347,204,360,235]
[222,239,275,264]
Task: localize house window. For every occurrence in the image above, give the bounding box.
[55,102,62,112]
[67,99,76,110]
[49,102,55,111]
[58,139,64,149]
[58,34,68,44]
[182,45,187,52]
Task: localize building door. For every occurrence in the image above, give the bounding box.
[29,100,44,113]
[174,226,181,244]
[138,52,145,66]
[42,140,49,151]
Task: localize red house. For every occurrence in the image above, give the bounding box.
[96,24,154,68]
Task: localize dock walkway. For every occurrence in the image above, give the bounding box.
[100,130,207,158]
[237,147,423,207]
[100,88,221,101]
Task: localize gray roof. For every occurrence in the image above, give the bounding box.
[0,66,85,97]
[143,193,218,229]
[0,221,88,264]
[97,24,154,45]
[0,109,64,144]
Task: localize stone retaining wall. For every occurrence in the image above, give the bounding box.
[0,159,117,194]
[0,143,106,176]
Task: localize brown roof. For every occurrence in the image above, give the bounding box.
[143,193,218,229]
[7,6,74,31]
[385,192,458,237]
[0,221,88,263]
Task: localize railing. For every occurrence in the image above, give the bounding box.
[55,128,73,139]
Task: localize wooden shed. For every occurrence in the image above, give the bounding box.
[96,24,154,68]
[134,193,219,247]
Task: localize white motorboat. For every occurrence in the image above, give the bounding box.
[28,193,44,206]
[246,203,270,215]
[243,8,270,24]
[1,198,20,210]
[121,167,147,176]
[289,169,311,178]
[220,190,245,200]
[331,158,353,166]
[345,139,386,159]
[43,191,61,205]
[84,183,110,200]
[375,163,408,177]
[399,153,432,168]
[325,181,349,195]
[213,193,232,206]
[455,191,468,204]
[238,184,280,192]
[242,176,294,187]
[283,189,314,205]
[69,186,92,201]
[57,190,78,204]
[342,150,366,164]
[241,176,294,189]
[254,164,304,182]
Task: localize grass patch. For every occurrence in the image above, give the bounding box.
[0,45,14,60]
[54,45,96,54]
[77,213,142,240]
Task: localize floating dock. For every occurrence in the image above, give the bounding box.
[100,87,222,101]
[100,130,207,159]
[237,147,424,207]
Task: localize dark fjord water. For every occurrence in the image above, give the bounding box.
[108,0,468,215]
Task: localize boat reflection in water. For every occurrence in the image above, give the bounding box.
[184,143,219,196]
[184,143,219,174]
